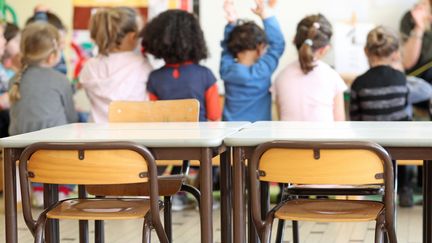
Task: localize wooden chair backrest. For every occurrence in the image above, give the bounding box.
[258,147,384,185]
[109,99,200,122]
[28,149,149,185]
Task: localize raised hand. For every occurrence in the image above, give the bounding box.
[411,1,431,32]
[224,0,238,24]
[251,0,266,19]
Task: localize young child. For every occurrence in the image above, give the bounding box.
[141,9,221,122]
[79,7,152,123]
[141,9,221,210]
[350,26,417,207]
[274,14,346,121]
[350,26,410,121]
[220,0,285,122]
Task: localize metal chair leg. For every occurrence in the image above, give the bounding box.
[180,184,201,205]
[375,215,385,243]
[275,219,285,243]
[95,220,105,243]
[143,216,152,243]
[35,215,47,243]
[78,185,89,243]
[164,196,172,242]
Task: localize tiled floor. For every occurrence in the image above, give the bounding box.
[0,195,423,243]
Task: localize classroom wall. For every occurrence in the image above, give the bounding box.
[9,0,418,82]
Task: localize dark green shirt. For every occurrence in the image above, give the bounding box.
[400,11,432,82]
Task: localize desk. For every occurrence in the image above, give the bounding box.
[1,122,250,243]
[224,121,432,243]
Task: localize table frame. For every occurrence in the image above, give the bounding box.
[4,145,233,243]
[232,146,432,243]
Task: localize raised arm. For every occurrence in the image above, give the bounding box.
[401,3,429,70]
[220,0,238,77]
[250,0,285,79]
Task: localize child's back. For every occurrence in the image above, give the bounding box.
[274,14,346,121]
[80,51,151,122]
[275,60,346,121]
[220,0,285,122]
[9,66,77,134]
[79,7,151,123]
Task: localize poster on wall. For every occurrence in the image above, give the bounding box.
[71,0,199,81]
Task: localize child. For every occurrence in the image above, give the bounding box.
[8,22,78,206]
[349,26,414,207]
[8,21,77,141]
[141,9,221,210]
[220,0,285,122]
[79,7,152,123]
[350,26,410,121]
[274,14,346,121]
[141,9,221,122]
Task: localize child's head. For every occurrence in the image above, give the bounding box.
[141,9,208,64]
[90,7,139,56]
[9,22,60,103]
[294,14,332,74]
[26,11,66,50]
[365,26,400,66]
[227,21,267,61]
[4,22,21,68]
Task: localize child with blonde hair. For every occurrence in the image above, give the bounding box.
[79,7,151,123]
[274,14,346,121]
[9,22,78,135]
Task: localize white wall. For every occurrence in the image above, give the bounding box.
[200,0,418,83]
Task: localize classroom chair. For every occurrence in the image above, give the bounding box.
[18,142,171,243]
[249,141,397,243]
[86,99,202,243]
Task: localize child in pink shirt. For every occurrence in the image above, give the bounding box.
[79,7,151,123]
[274,14,347,121]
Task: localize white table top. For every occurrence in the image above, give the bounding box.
[224,121,432,147]
[0,122,250,148]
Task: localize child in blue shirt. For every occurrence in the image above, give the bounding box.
[220,0,285,122]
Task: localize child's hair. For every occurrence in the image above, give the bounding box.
[9,22,60,103]
[26,12,65,31]
[227,21,267,58]
[89,7,138,56]
[141,9,208,64]
[365,26,399,58]
[4,22,19,43]
[294,14,332,74]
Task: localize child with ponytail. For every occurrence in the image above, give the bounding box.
[79,7,152,123]
[274,14,347,121]
[9,22,78,136]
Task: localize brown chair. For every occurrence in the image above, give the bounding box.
[18,142,171,243]
[87,99,201,242]
[249,141,397,243]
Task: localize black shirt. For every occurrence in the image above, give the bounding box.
[350,65,410,121]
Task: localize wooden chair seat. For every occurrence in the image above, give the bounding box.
[274,199,383,222]
[47,198,151,220]
[86,175,184,197]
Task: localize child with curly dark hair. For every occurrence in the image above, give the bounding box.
[141,9,221,122]
[220,0,285,122]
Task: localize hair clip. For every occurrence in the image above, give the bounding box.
[313,22,320,29]
[304,39,313,46]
